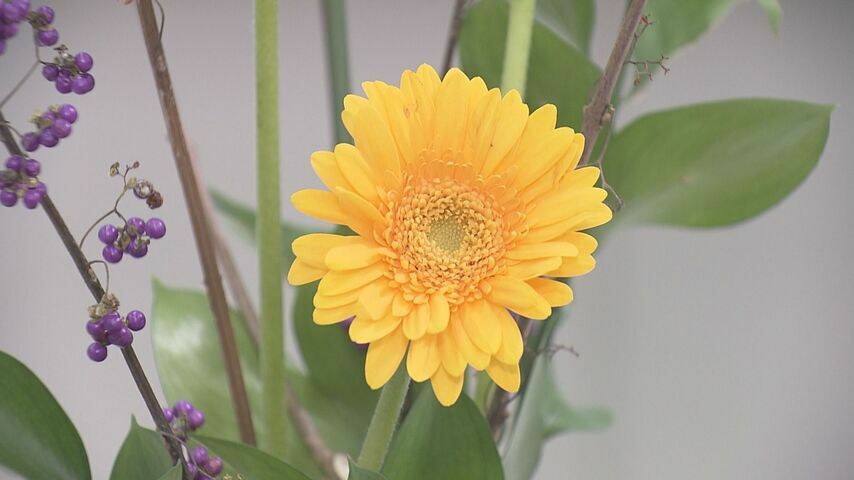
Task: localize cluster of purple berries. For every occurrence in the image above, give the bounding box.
[187,446,224,480]
[85,308,146,362]
[98,216,166,263]
[42,46,95,95]
[20,103,77,152]
[2,155,45,208]
[162,401,224,479]
[0,0,31,56]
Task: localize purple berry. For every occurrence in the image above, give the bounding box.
[102,244,123,263]
[203,457,223,476]
[74,52,93,72]
[0,3,18,22]
[98,224,119,244]
[34,182,46,195]
[52,118,72,138]
[38,129,58,147]
[174,400,193,415]
[126,310,146,331]
[57,104,77,123]
[24,159,41,176]
[55,75,72,94]
[126,217,145,236]
[0,23,18,40]
[21,132,39,152]
[107,326,133,347]
[41,110,56,122]
[87,342,108,362]
[5,155,22,171]
[72,73,95,95]
[37,28,58,46]
[102,311,123,332]
[145,218,166,239]
[127,239,148,258]
[1,190,17,207]
[86,319,104,336]
[36,5,55,24]
[162,407,174,423]
[186,464,198,476]
[23,189,42,209]
[187,409,205,430]
[190,446,208,465]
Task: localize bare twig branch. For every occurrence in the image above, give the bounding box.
[441,0,469,75]
[579,0,647,166]
[487,317,531,438]
[135,0,256,445]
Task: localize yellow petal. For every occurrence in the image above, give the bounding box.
[365,326,408,389]
[351,105,400,177]
[293,234,358,268]
[406,335,440,382]
[310,150,352,191]
[426,294,450,334]
[357,281,395,320]
[527,188,608,227]
[430,366,464,407]
[291,189,349,225]
[488,276,551,320]
[481,90,529,176]
[334,144,379,203]
[527,278,574,306]
[313,287,361,309]
[325,242,385,271]
[493,306,523,364]
[287,259,326,286]
[313,303,355,326]
[449,316,490,370]
[317,262,387,297]
[506,257,562,280]
[392,292,412,317]
[402,302,429,340]
[433,68,469,153]
[460,300,501,354]
[486,358,520,393]
[506,242,578,260]
[437,330,467,376]
[334,187,385,238]
[349,315,401,344]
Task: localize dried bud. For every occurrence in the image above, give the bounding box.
[109,163,120,176]
[131,161,140,169]
[126,176,137,188]
[133,180,154,199]
[146,191,163,209]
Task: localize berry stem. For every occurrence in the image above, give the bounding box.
[500,0,537,96]
[320,0,352,143]
[357,366,411,471]
[0,109,185,469]
[135,0,257,446]
[255,0,289,457]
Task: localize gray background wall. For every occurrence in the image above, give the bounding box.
[1,1,852,479]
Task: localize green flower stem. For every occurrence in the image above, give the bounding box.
[500,0,537,96]
[357,367,411,471]
[321,0,352,143]
[256,0,287,456]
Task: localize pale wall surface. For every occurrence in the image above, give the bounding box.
[0,1,851,479]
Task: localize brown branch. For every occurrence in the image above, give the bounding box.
[0,111,186,470]
[487,317,531,438]
[579,0,647,166]
[441,0,469,75]
[135,0,256,445]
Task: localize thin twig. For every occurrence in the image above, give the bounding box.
[441,0,469,75]
[579,0,647,166]
[487,317,531,438]
[0,110,185,471]
[135,0,257,445]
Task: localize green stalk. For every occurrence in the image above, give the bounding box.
[321,0,352,143]
[357,367,411,471]
[255,0,287,456]
[500,0,537,95]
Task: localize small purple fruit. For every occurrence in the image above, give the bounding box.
[173,400,193,415]
[37,28,59,46]
[126,217,145,236]
[72,73,95,95]
[57,104,77,123]
[74,52,93,72]
[126,310,146,331]
[1,190,18,207]
[187,409,205,430]
[23,189,42,209]
[162,407,174,423]
[203,457,223,476]
[127,239,148,258]
[24,159,41,176]
[107,326,133,347]
[102,244,123,263]
[34,182,46,195]
[38,129,59,147]
[5,155,22,171]
[87,342,108,362]
[98,224,119,244]
[52,118,72,138]
[21,132,39,152]
[190,446,208,465]
[42,64,59,81]
[55,75,72,94]
[36,5,55,24]
[86,320,108,342]
[102,311,123,333]
[145,218,166,239]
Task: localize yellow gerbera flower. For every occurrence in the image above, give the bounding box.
[288,64,611,406]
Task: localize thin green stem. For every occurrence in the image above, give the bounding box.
[256,0,287,456]
[321,0,352,143]
[357,367,411,471]
[500,0,537,96]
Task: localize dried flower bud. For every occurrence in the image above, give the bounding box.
[133,180,154,199]
[146,191,163,209]
[109,163,120,176]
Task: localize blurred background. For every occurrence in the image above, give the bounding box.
[1,1,852,479]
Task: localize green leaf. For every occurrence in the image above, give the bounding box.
[634,0,737,64]
[209,189,310,266]
[156,465,183,480]
[348,459,388,480]
[0,350,91,480]
[535,0,595,54]
[604,99,832,227]
[459,0,601,129]
[196,435,312,479]
[109,417,173,480]
[502,360,611,480]
[382,390,503,480]
[756,0,781,34]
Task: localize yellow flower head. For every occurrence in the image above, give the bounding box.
[289,65,611,406]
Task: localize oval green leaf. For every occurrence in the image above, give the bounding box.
[0,350,91,480]
[156,465,183,480]
[604,98,832,227]
[382,390,503,480]
[109,417,173,480]
[195,435,312,479]
[349,459,388,480]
